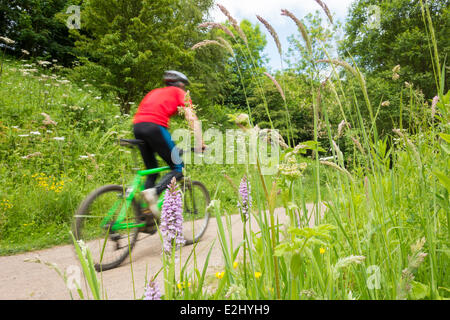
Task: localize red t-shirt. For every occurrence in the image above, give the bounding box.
[133,86,191,127]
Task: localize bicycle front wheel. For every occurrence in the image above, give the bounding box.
[73,185,142,271]
[180,180,210,245]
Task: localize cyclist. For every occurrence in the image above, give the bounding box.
[133,70,205,218]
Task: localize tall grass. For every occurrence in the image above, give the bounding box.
[149,1,448,300]
[3,1,448,301]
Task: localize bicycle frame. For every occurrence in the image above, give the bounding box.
[101,166,171,232]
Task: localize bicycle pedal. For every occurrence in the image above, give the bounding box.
[110,233,121,241]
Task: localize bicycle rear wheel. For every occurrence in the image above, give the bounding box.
[73,185,142,271]
[180,180,210,245]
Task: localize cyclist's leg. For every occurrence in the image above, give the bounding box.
[151,125,184,195]
[133,123,159,189]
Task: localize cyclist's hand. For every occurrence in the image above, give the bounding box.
[194,144,207,153]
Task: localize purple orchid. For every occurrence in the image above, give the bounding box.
[144,280,162,300]
[160,177,185,255]
[238,175,252,221]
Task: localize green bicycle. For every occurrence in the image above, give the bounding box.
[72,139,210,271]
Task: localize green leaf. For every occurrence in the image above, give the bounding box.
[290,253,302,273]
[409,281,429,300]
[439,133,450,144]
[441,142,450,155]
[433,170,450,193]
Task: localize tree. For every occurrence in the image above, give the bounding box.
[219,19,269,113]
[0,0,77,64]
[340,0,449,99]
[285,11,336,77]
[70,0,216,114]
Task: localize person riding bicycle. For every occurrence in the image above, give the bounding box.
[133,70,205,218]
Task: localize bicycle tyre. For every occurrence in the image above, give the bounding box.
[180,180,210,245]
[73,184,142,272]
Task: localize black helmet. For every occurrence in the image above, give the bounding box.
[163,70,190,86]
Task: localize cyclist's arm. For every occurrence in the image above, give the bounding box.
[184,107,206,152]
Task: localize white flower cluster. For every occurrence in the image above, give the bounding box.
[278,154,307,180]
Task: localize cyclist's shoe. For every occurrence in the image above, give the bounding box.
[141,209,159,225]
[139,209,159,234]
[142,188,161,218]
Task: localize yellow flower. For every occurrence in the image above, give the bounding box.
[177,281,192,290]
[319,247,326,254]
[233,261,238,269]
[254,272,262,279]
[215,271,225,279]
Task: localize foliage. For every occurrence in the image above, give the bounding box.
[217,20,269,112]
[340,0,450,98]
[0,0,78,64]
[68,0,217,114]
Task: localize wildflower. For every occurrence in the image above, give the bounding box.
[177,281,191,290]
[381,101,390,107]
[319,247,326,254]
[254,272,262,279]
[238,175,252,221]
[215,271,225,279]
[392,73,400,80]
[160,177,185,255]
[37,60,52,67]
[21,49,30,55]
[41,113,57,126]
[53,137,65,141]
[30,131,41,135]
[234,113,251,128]
[1,199,13,210]
[18,134,30,137]
[233,261,239,269]
[144,281,162,300]
[0,36,15,45]
[392,65,401,74]
[21,152,42,159]
[431,96,439,118]
[279,154,306,180]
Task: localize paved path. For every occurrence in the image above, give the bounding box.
[0,204,325,300]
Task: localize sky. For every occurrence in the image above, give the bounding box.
[209,0,355,70]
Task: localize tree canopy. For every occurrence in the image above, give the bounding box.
[340,0,449,98]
